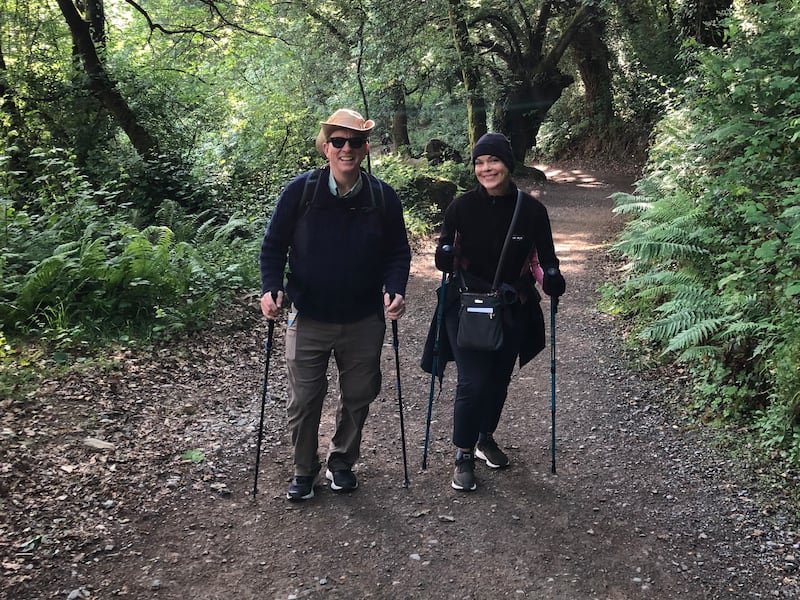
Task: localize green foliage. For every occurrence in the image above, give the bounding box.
[0,149,259,347]
[180,449,206,463]
[372,153,472,237]
[538,0,682,162]
[607,2,800,463]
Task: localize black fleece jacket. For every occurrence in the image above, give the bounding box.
[420,182,558,376]
[435,182,559,288]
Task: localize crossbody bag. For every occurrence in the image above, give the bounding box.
[456,190,523,351]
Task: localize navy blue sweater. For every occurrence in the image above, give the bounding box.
[260,167,411,323]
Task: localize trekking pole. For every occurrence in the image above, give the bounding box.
[549,291,559,475]
[253,300,276,497]
[390,316,410,487]
[422,245,451,470]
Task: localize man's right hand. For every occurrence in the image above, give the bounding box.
[260,291,283,319]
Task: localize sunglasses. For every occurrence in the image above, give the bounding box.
[328,137,367,149]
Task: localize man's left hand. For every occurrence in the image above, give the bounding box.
[384,292,406,320]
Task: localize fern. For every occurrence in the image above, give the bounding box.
[663,315,734,354]
[615,238,708,263]
[15,255,73,317]
[643,309,717,343]
[675,345,719,362]
[611,192,653,215]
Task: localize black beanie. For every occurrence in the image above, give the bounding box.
[471,133,515,173]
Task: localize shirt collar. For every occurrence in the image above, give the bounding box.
[328,170,364,198]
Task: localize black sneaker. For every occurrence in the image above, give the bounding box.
[451,450,477,491]
[326,468,358,492]
[476,434,510,469]
[287,475,316,501]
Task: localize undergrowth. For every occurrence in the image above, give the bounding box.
[603,2,800,467]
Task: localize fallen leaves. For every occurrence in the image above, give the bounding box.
[0,299,269,597]
[83,437,116,450]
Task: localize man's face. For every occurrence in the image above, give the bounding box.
[323,128,369,179]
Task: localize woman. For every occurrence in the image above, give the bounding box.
[422,132,565,491]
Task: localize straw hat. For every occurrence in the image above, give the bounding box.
[315,108,375,154]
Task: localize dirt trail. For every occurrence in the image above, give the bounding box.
[4,164,798,600]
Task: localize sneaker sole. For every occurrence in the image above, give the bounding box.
[286,488,314,502]
[325,469,358,492]
[451,480,477,491]
[475,448,509,469]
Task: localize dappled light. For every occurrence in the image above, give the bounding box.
[3,0,799,598]
[533,164,607,188]
[553,231,604,274]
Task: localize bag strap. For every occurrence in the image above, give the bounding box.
[491,190,524,290]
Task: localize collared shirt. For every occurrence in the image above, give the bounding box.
[328,171,363,198]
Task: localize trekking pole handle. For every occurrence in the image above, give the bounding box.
[388,292,399,322]
[437,244,453,276]
[544,268,560,312]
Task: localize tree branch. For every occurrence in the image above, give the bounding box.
[123,0,285,42]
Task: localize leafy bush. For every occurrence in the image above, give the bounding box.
[371,153,472,239]
[1,149,258,347]
[607,2,800,462]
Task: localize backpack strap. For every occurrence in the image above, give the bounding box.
[363,172,386,214]
[297,167,385,222]
[299,167,324,218]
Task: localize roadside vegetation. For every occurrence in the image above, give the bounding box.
[606,3,800,466]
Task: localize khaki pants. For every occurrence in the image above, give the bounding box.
[285,309,385,476]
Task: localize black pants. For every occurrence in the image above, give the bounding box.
[445,301,530,449]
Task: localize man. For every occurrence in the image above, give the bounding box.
[259,108,411,501]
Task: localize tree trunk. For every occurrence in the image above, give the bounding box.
[388,83,411,156]
[55,0,159,160]
[680,0,734,47]
[77,0,106,45]
[0,41,28,176]
[448,0,487,146]
[572,9,614,132]
[497,70,574,164]
[481,3,589,162]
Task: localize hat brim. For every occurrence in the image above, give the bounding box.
[320,120,375,137]
[316,121,375,155]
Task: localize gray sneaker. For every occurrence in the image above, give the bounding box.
[326,468,358,492]
[476,434,510,469]
[287,475,316,501]
[451,450,477,491]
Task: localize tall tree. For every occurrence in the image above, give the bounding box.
[0,40,27,174]
[387,82,412,153]
[679,0,734,47]
[571,4,613,133]
[457,0,592,163]
[55,0,159,159]
[448,0,488,145]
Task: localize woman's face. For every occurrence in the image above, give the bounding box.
[474,155,511,196]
